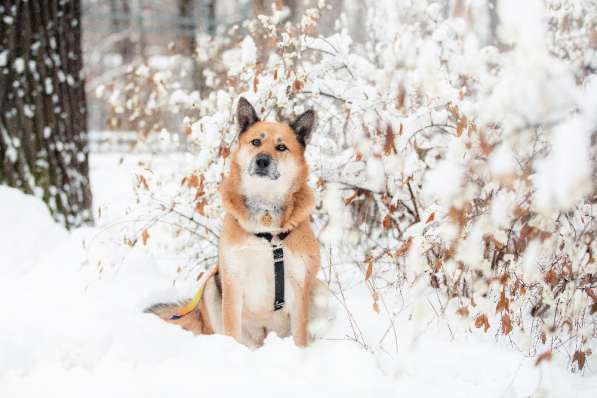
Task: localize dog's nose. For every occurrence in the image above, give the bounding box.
[255,153,271,169]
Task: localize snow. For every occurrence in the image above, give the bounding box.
[14,57,24,73]
[533,117,592,213]
[423,159,464,207]
[0,50,7,67]
[241,36,257,65]
[1,153,595,397]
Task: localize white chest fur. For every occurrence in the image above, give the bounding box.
[221,235,307,334]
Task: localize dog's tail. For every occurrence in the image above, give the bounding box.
[144,264,220,335]
[144,301,210,335]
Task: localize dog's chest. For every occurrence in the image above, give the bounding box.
[243,198,284,231]
[223,237,306,316]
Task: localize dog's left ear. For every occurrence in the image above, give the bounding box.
[291,110,315,147]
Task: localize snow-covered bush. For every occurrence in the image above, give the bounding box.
[102,0,596,371]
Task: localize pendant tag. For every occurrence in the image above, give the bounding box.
[261,211,273,226]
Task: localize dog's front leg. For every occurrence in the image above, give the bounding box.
[221,269,243,343]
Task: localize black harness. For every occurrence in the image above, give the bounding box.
[254,231,290,311]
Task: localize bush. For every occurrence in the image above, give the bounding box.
[101,0,597,371]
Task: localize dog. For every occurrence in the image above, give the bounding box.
[146,97,332,348]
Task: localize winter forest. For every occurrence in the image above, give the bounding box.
[1,0,597,396]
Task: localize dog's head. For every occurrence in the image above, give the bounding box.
[232,97,315,202]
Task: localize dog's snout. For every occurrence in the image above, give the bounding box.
[255,153,271,169]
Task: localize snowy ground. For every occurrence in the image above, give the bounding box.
[1,153,596,397]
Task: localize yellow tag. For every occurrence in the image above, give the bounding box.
[171,283,206,319]
[170,265,218,320]
[261,212,272,226]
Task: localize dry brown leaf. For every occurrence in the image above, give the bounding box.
[219,145,230,159]
[545,270,558,286]
[187,174,200,188]
[344,191,358,205]
[501,314,513,335]
[447,206,465,227]
[479,131,493,155]
[430,274,440,289]
[137,175,149,190]
[456,306,469,318]
[195,199,207,215]
[382,215,393,230]
[456,115,467,137]
[540,332,547,344]
[142,229,150,246]
[426,212,436,223]
[586,288,597,302]
[372,290,380,313]
[573,350,586,370]
[372,300,380,314]
[496,291,509,313]
[535,351,552,366]
[187,174,205,200]
[395,83,406,110]
[383,125,396,155]
[499,273,509,285]
[395,237,413,257]
[365,259,374,281]
[292,79,303,92]
[588,28,597,49]
[474,314,490,332]
[253,76,259,93]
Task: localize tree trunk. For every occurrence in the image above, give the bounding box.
[205,0,216,37]
[177,0,197,56]
[178,0,203,92]
[488,0,500,45]
[0,0,93,228]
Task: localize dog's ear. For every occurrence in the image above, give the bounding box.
[237,97,259,134]
[291,110,315,147]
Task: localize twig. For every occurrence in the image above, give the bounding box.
[406,178,420,222]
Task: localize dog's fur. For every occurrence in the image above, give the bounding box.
[146,98,331,348]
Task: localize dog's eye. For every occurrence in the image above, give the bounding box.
[251,139,262,147]
[276,144,288,152]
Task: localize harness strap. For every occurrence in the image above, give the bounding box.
[255,231,290,311]
[168,231,291,320]
[254,231,290,241]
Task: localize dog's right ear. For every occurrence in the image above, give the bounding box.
[237,97,259,134]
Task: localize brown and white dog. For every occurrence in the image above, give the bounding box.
[146,98,332,348]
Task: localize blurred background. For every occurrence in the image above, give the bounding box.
[83,0,503,150]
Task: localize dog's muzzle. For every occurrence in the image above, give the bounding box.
[250,153,280,180]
